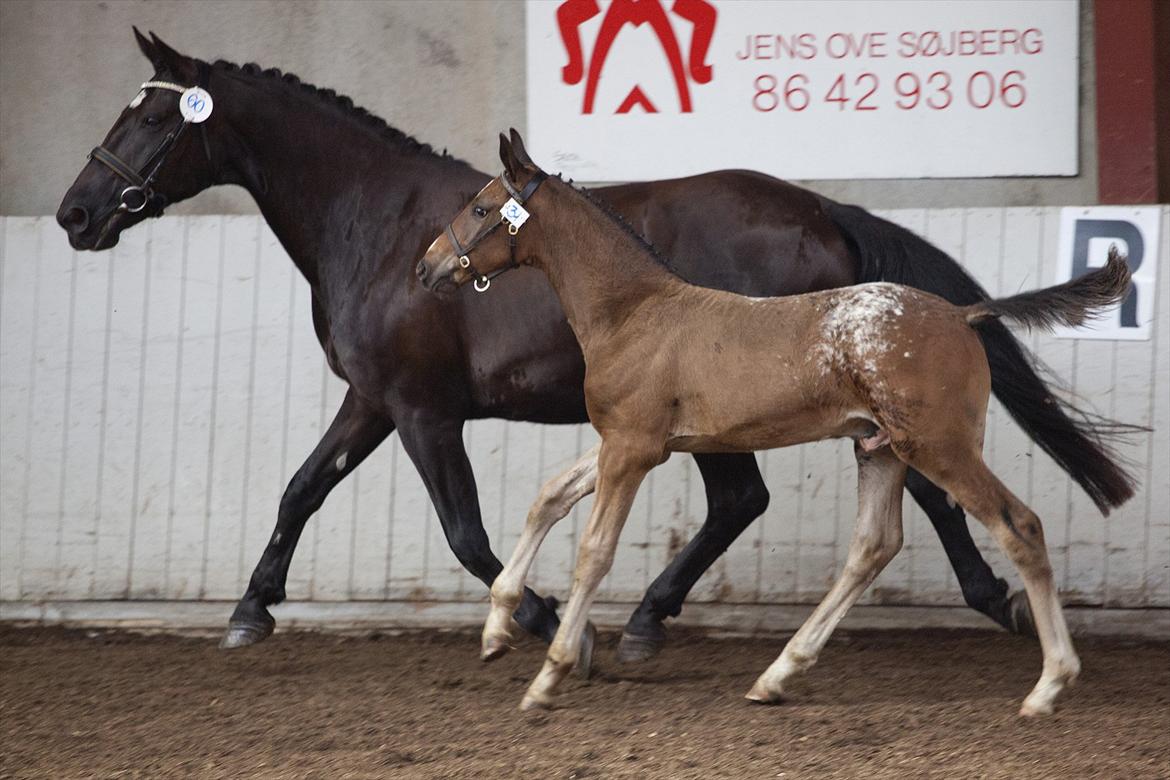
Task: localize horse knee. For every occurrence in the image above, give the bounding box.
[848,530,903,576]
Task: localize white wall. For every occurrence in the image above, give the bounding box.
[1,209,1167,612]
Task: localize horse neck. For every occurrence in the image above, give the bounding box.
[210,72,477,288]
[534,180,685,351]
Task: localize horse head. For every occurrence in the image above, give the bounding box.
[57,29,219,250]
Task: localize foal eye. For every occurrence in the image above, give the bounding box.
[142,115,162,127]
[473,206,487,218]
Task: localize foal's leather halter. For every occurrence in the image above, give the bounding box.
[445,170,547,292]
[87,63,216,228]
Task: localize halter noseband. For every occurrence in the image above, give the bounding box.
[445,170,547,292]
[87,64,217,230]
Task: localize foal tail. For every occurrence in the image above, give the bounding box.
[827,201,1139,513]
[964,246,1132,330]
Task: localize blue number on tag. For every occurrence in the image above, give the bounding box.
[507,205,519,219]
[187,93,205,114]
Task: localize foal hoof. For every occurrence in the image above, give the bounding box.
[219,615,275,649]
[1019,699,1054,718]
[617,630,665,663]
[481,634,513,662]
[573,622,596,679]
[744,679,784,705]
[520,691,555,711]
[1008,591,1037,638]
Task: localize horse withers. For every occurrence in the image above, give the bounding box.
[418,133,1133,716]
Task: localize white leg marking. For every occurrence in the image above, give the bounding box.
[748,446,906,703]
[482,444,600,660]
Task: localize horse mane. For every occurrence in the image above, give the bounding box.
[208,58,462,162]
[561,176,684,278]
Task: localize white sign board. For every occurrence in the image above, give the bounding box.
[525,0,1079,181]
[1054,207,1161,341]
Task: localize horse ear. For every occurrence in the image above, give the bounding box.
[134,26,163,70]
[499,132,523,182]
[147,31,190,77]
[508,128,534,167]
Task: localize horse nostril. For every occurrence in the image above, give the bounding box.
[415,260,428,280]
[59,205,90,234]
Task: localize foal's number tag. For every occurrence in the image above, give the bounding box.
[500,198,530,230]
[179,87,214,123]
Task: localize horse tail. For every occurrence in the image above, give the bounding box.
[826,201,1138,513]
[963,246,1131,329]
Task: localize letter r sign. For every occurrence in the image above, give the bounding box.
[1054,206,1162,340]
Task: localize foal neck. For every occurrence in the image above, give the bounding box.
[533,179,686,350]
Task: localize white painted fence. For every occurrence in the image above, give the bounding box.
[1,209,1167,616]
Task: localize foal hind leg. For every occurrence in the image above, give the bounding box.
[482,444,599,664]
[930,457,1079,716]
[747,444,906,703]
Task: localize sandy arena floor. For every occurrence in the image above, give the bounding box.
[1,625,1167,779]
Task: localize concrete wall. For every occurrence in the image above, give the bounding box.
[1,0,1098,217]
[3,209,1166,612]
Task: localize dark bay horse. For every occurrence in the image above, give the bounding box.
[56,32,1134,658]
[419,134,1132,714]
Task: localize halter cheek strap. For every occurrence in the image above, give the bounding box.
[453,170,547,292]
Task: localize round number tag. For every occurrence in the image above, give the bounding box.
[179,87,214,123]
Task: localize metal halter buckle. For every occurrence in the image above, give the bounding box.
[458,255,471,269]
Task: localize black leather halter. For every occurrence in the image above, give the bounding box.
[87,62,216,227]
[445,170,547,292]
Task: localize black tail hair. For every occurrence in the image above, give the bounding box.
[826,201,1139,513]
[964,246,1131,330]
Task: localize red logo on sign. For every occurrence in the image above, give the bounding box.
[556,0,717,114]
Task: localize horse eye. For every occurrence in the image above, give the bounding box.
[142,115,162,127]
[473,205,487,219]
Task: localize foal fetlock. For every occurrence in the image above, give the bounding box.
[481,588,521,661]
[1021,654,1081,717]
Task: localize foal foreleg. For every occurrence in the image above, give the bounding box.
[747,444,906,703]
[521,439,656,710]
[482,444,600,661]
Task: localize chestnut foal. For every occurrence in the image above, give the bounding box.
[416,134,1131,716]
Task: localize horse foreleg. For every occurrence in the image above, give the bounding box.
[747,444,906,702]
[396,413,562,644]
[522,437,657,710]
[222,389,394,649]
[620,452,769,662]
[483,444,599,663]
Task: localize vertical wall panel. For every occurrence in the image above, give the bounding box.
[1,210,1166,613]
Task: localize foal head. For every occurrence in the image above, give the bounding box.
[417,130,548,295]
[57,29,219,250]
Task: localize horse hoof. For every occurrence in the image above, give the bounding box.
[219,616,274,649]
[1019,699,1054,717]
[573,621,596,679]
[744,680,784,705]
[481,635,512,662]
[617,630,665,663]
[1008,591,1037,638]
[520,692,554,711]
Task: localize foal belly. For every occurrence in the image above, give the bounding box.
[666,402,865,454]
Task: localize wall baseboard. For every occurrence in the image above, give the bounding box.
[2,600,1166,639]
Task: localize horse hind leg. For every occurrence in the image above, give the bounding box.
[926,455,1080,716]
[747,444,906,703]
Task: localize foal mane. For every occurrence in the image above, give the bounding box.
[564,177,684,278]
[208,58,463,162]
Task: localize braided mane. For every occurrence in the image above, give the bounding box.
[560,176,683,278]
[209,59,461,162]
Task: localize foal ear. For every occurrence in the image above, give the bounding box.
[499,132,524,183]
[508,128,535,167]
